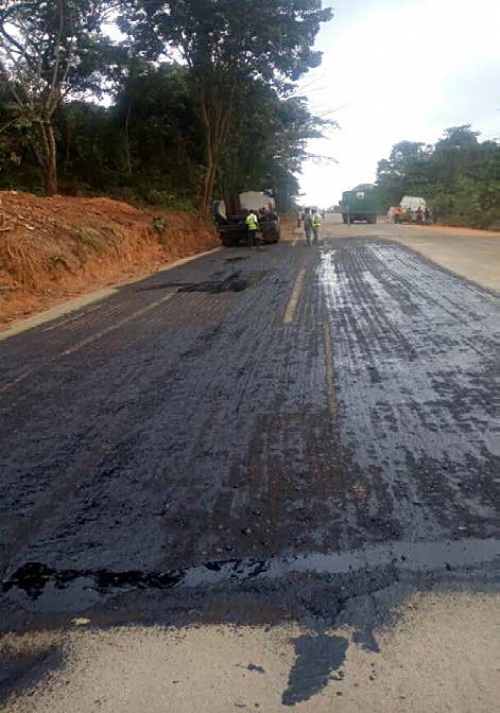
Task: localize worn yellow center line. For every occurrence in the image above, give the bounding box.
[0,293,174,394]
[283,268,306,324]
[323,321,336,417]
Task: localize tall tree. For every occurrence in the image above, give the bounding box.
[0,0,114,194]
[122,0,332,211]
[436,125,479,150]
[219,80,328,203]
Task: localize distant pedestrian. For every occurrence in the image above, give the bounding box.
[312,208,322,243]
[425,207,431,225]
[416,207,424,225]
[303,208,313,245]
[245,208,260,246]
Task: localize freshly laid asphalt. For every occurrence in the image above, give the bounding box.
[1,216,499,711]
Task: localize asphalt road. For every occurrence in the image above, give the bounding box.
[1,216,500,711]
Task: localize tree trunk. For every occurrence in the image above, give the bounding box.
[201,145,216,214]
[199,99,232,214]
[42,120,58,195]
[63,111,72,177]
[32,120,58,195]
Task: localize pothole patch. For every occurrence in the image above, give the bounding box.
[177,273,247,293]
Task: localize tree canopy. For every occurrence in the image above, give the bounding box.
[377,126,500,228]
[0,0,333,210]
[0,0,116,194]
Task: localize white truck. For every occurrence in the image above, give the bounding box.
[400,196,426,212]
[393,196,427,224]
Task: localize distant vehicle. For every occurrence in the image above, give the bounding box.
[394,196,427,224]
[212,190,281,246]
[341,184,379,224]
[400,195,426,212]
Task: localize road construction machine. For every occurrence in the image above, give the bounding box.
[212,190,281,246]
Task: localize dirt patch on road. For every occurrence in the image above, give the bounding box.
[0,192,218,327]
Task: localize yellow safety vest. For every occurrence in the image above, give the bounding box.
[246,213,259,231]
[312,213,322,228]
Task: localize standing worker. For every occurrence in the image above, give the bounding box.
[312,208,322,244]
[303,207,313,245]
[245,208,260,246]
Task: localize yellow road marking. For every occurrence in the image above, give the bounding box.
[283,268,306,324]
[0,293,174,394]
[323,321,336,417]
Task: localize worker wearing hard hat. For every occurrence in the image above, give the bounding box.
[311,208,322,244]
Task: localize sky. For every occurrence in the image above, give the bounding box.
[299,0,500,207]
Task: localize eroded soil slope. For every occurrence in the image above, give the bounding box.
[0,192,218,326]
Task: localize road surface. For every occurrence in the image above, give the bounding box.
[1,215,500,711]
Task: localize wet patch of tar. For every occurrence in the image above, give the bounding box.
[3,538,499,614]
[134,272,247,293]
[282,635,348,706]
[177,272,247,293]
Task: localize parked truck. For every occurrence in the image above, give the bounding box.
[341,184,380,224]
[212,190,281,247]
[392,196,427,224]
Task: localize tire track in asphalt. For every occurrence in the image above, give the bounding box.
[0,293,175,393]
[2,237,499,592]
[320,238,500,544]
[0,283,243,575]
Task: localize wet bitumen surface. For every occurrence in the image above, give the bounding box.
[1,230,500,704]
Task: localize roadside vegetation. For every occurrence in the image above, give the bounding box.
[0,0,333,212]
[377,125,500,229]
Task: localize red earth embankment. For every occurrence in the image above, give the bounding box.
[0,192,218,326]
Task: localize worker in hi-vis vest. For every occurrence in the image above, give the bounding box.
[311,208,322,244]
[245,209,260,246]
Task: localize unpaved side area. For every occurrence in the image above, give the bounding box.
[0,192,218,327]
[2,590,499,712]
